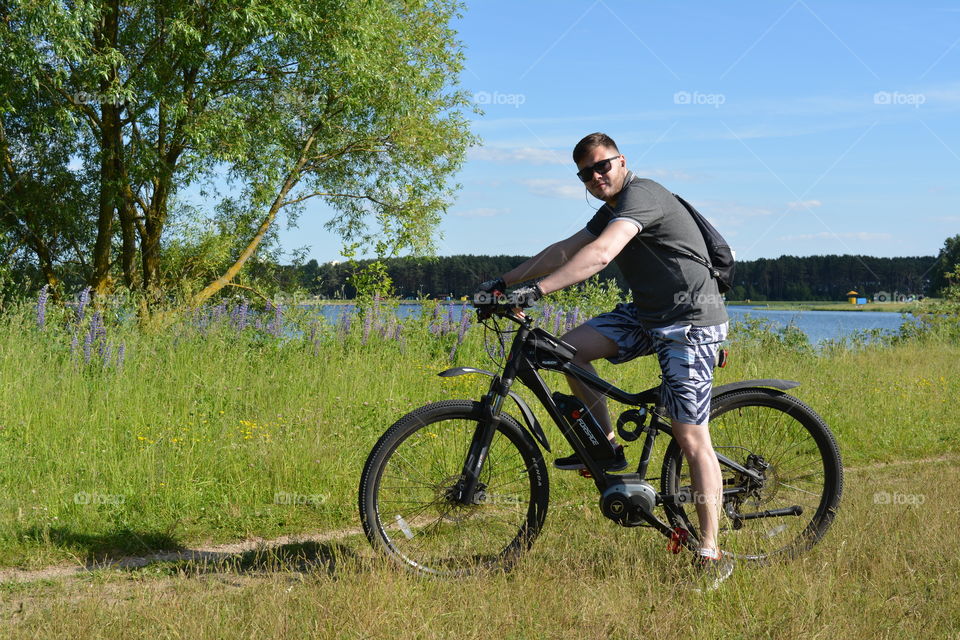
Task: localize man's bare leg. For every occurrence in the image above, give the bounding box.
[671,420,722,552]
[559,324,620,441]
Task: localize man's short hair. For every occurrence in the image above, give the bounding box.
[573,132,620,164]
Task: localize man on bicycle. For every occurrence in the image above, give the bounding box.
[475,132,732,587]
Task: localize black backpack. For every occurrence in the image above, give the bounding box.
[671,194,736,294]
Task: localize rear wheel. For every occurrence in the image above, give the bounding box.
[660,389,843,563]
[359,400,549,576]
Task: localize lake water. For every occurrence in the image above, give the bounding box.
[309,303,909,345]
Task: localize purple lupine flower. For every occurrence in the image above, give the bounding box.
[254,317,263,331]
[362,310,372,344]
[236,300,250,330]
[117,342,126,369]
[91,312,106,356]
[36,285,49,329]
[102,341,112,368]
[83,327,94,364]
[553,311,563,336]
[269,302,283,337]
[71,332,79,358]
[339,311,352,338]
[541,304,553,332]
[76,286,91,323]
[213,301,227,324]
[449,312,471,363]
[446,305,455,335]
[429,304,441,333]
[382,314,396,340]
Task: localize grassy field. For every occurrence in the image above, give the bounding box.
[1,296,958,637]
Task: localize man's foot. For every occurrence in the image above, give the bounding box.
[689,551,734,592]
[553,444,628,472]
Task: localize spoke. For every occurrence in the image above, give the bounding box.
[777,482,821,497]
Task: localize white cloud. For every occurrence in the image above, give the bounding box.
[468,146,569,165]
[787,200,823,209]
[453,207,510,218]
[634,167,698,181]
[690,200,774,226]
[520,179,585,200]
[778,231,893,242]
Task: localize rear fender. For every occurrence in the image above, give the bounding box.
[439,367,552,452]
[712,379,800,397]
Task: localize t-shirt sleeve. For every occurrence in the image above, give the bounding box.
[611,184,663,230]
[584,205,611,237]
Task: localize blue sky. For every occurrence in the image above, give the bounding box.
[282,0,960,264]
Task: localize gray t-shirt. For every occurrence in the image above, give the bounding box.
[585,174,729,328]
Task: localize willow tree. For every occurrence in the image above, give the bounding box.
[0,0,474,304]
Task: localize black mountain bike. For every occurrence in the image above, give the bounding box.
[359,302,843,576]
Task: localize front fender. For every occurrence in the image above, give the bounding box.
[439,367,551,452]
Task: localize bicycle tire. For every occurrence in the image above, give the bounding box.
[660,388,843,563]
[359,400,549,576]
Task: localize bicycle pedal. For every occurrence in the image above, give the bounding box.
[667,526,689,554]
[577,468,593,479]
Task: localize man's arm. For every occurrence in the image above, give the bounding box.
[502,229,596,286]
[537,220,639,295]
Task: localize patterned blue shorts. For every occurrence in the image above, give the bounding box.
[585,303,729,426]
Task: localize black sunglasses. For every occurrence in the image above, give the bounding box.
[576,155,620,182]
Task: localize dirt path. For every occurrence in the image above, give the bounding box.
[2,453,956,586]
[0,527,363,585]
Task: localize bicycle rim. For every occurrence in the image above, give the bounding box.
[661,389,843,563]
[360,401,548,576]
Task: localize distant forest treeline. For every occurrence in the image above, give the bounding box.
[265,254,938,301]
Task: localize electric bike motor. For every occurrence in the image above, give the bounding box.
[599,476,657,525]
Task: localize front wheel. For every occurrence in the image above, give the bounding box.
[359,400,549,576]
[660,389,843,563]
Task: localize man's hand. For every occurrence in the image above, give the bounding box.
[473,277,506,305]
[506,284,544,308]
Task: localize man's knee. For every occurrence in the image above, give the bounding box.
[672,421,713,456]
[561,323,618,364]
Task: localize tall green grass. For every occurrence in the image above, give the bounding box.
[2,458,958,638]
[0,294,958,571]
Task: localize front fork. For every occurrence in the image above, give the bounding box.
[453,370,515,504]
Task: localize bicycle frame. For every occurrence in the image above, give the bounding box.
[449,307,783,540]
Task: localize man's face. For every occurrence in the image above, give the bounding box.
[576,145,626,202]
